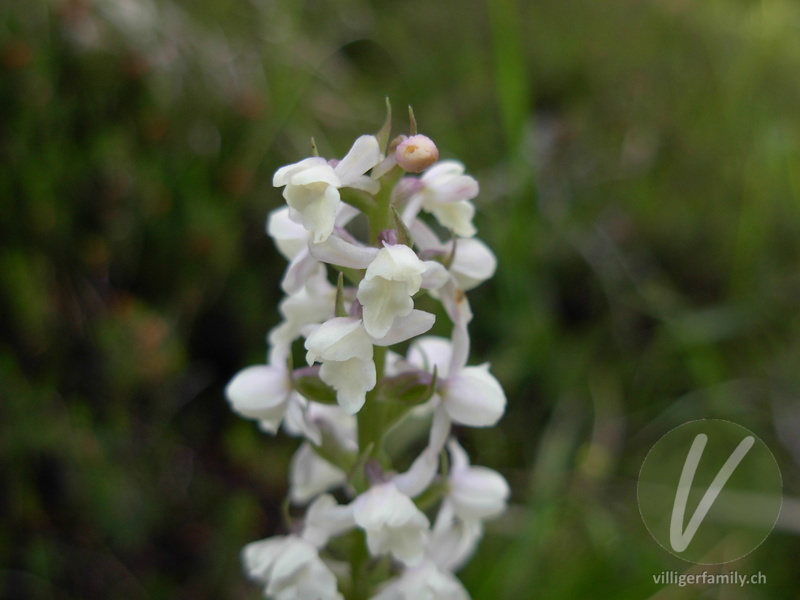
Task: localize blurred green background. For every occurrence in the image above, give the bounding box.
[3,0,800,598]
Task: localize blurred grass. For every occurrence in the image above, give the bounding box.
[3,0,800,598]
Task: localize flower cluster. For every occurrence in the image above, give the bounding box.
[226,104,509,600]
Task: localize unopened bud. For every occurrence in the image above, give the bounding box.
[394,134,439,173]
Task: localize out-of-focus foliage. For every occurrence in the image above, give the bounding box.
[2,0,800,598]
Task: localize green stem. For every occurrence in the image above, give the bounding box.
[349,529,371,600]
[368,167,402,245]
[357,346,386,460]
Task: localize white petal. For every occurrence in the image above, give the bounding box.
[225,365,291,428]
[442,364,506,427]
[425,199,476,238]
[289,443,347,505]
[420,261,450,290]
[372,310,436,347]
[427,174,479,204]
[358,277,416,339]
[401,194,425,229]
[281,248,321,295]
[309,235,380,269]
[450,238,497,290]
[407,336,453,378]
[352,483,430,565]
[393,407,451,497]
[447,437,470,472]
[305,318,373,364]
[408,217,442,251]
[273,157,327,187]
[347,174,381,194]
[450,464,510,521]
[371,153,397,180]
[270,276,335,352]
[290,163,341,187]
[243,536,284,581]
[267,206,309,259]
[429,504,484,572]
[334,135,382,185]
[370,559,470,600]
[306,402,358,451]
[269,540,317,587]
[320,357,376,414]
[439,280,473,332]
[284,182,341,243]
[421,160,465,183]
[363,244,426,284]
[302,494,355,547]
[283,396,322,445]
[243,535,342,600]
[358,245,426,338]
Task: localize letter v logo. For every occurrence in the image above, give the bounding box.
[669,433,754,552]
[638,419,782,564]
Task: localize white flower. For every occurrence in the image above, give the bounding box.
[243,535,343,600]
[369,559,470,600]
[273,136,382,243]
[407,334,506,428]
[283,400,357,451]
[288,443,347,505]
[402,161,479,238]
[393,405,451,498]
[301,493,355,548]
[428,504,483,573]
[410,219,496,292]
[352,482,430,565]
[446,439,509,521]
[268,267,335,351]
[267,205,360,293]
[357,244,427,338]
[225,364,294,434]
[305,312,436,414]
[305,317,376,415]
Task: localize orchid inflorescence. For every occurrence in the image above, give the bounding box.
[225,102,509,600]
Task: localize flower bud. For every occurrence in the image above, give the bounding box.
[395,135,439,173]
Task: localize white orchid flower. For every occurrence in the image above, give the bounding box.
[410,219,496,292]
[288,443,348,505]
[305,311,435,414]
[268,267,336,352]
[357,243,428,338]
[301,493,355,548]
[406,332,506,428]
[427,502,483,573]
[446,439,509,521]
[401,161,479,238]
[304,316,376,415]
[225,363,296,434]
[283,399,357,452]
[273,136,382,243]
[352,481,430,566]
[267,205,360,294]
[243,535,343,600]
[369,559,470,600]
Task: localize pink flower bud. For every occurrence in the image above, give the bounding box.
[395,134,439,173]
